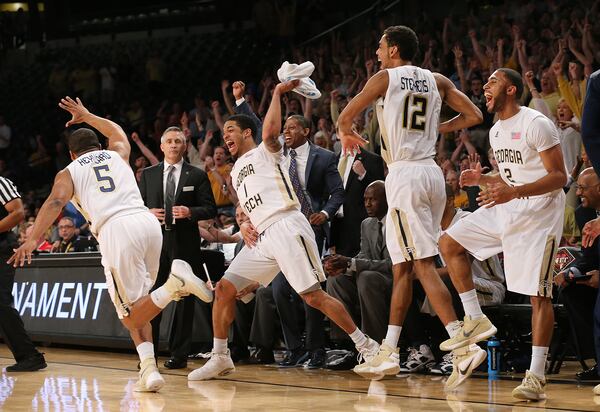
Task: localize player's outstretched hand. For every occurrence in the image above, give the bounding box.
[59,96,91,127]
[240,221,259,248]
[339,130,368,156]
[582,217,600,248]
[7,240,36,267]
[459,161,483,187]
[476,181,518,208]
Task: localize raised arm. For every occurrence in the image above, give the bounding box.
[221,80,235,116]
[452,45,468,92]
[262,79,299,153]
[59,96,130,161]
[435,73,483,134]
[131,132,159,165]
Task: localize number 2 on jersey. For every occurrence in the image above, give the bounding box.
[93,165,116,192]
[401,95,428,131]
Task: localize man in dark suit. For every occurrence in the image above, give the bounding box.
[324,180,392,369]
[272,114,344,369]
[139,126,217,369]
[331,149,385,257]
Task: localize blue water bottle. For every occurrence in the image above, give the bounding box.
[487,336,501,377]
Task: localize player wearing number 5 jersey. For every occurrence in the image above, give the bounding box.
[337,25,484,385]
[9,97,213,393]
[440,69,566,401]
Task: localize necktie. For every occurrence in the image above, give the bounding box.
[165,165,176,230]
[338,155,349,183]
[376,221,384,259]
[289,149,313,219]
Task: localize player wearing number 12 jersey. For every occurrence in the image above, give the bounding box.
[9,97,213,393]
[337,25,484,384]
[440,69,566,400]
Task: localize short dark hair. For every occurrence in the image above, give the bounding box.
[383,25,419,61]
[68,128,101,155]
[287,115,310,130]
[227,114,257,138]
[497,68,524,98]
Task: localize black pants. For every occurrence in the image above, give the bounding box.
[0,234,39,361]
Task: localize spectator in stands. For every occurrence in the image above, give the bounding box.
[53,217,88,253]
[445,170,469,210]
[205,146,237,215]
[24,223,52,253]
[325,180,392,370]
[555,167,600,382]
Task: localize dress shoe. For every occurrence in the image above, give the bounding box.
[6,353,47,372]
[325,350,358,370]
[247,347,275,365]
[164,357,187,369]
[304,348,327,369]
[577,364,600,381]
[277,349,309,368]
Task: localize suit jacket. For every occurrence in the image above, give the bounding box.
[582,70,600,176]
[303,143,344,218]
[139,161,217,258]
[331,149,384,256]
[234,100,263,144]
[574,204,599,274]
[353,217,393,276]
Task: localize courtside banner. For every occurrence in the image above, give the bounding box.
[13,253,174,348]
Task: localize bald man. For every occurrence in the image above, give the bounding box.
[564,168,600,392]
[324,181,393,369]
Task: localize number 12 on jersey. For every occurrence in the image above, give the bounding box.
[93,165,116,192]
[401,95,428,131]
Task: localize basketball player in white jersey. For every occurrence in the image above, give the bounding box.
[9,97,213,392]
[187,79,379,381]
[337,25,485,384]
[439,69,566,400]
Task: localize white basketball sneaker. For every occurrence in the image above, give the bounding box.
[188,350,235,381]
[166,259,213,303]
[135,358,165,392]
[354,341,400,380]
[445,344,487,390]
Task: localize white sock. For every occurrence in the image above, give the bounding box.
[384,325,402,349]
[136,341,155,362]
[445,320,462,338]
[214,338,228,354]
[530,346,548,379]
[150,286,172,309]
[459,289,483,319]
[349,328,368,348]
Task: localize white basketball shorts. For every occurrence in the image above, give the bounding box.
[385,159,446,264]
[97,211,162,318]
[224,211,325,294]
[445,192,565,297]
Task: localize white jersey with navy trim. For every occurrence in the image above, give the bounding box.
[66,150,147,235]
[490,106,563,196]
[376,65,442,164]
[230,143,300,233]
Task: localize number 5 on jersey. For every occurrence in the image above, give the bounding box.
[93,165,116,192]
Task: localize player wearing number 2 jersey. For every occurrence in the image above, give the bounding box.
[9,97,213,393]
[337,25,484,384]
[440,69,566,401]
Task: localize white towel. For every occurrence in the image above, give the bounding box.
[277,61,322,100]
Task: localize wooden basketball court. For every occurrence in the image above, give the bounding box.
[0,345,596,411]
